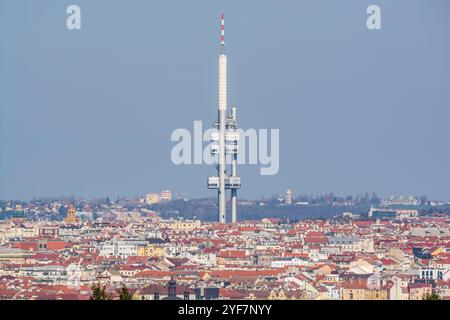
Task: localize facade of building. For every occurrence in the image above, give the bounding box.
[285,188,292,205]
[159,190,173,202]
[145,193,160,205]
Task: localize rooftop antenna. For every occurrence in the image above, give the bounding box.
[221,14,225,53]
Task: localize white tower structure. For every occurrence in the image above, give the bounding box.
[207,14,241,223]
[286,188,292,205]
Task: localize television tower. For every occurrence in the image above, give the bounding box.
[207,14,241,223]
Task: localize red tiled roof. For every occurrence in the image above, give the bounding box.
[304,237,328,244]
[203,247,220,254]
[218,250,247,259]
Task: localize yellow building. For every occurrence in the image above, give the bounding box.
[137,245,166,257]
[340,284,388,300]
[408,283,433,300]
[268,290,285,300]
[145,193,160,205]
[268,289,305,300]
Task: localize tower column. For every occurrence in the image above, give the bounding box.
[207,14,240,224]
[218,51,227,223]
[231,107,238,223]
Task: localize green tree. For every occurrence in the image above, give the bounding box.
[90,283,112,300]
[423,292,441,300]
[118,284,133,300]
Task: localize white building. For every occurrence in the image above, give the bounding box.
[285,188,292,205]
[99,240,138,258]
[380,196,420,207]
[271,257,308,268]
[159,190,173,202]
[418,268,446,281]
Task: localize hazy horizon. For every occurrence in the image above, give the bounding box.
[0,189,443,204]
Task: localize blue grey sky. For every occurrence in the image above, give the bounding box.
[1,0,449,200]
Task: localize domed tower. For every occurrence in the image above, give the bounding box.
[64,205,78,223]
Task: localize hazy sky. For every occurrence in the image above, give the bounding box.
[1,0,449,200]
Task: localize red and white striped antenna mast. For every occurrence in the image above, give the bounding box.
[220,14,225,53]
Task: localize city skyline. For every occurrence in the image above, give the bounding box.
[0,193,448,301]
[1,1,450,200]
[0,189,446,205]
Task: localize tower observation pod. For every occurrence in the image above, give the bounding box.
[207,14,241,223]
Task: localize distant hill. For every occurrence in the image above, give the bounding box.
[149,199,371,222]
